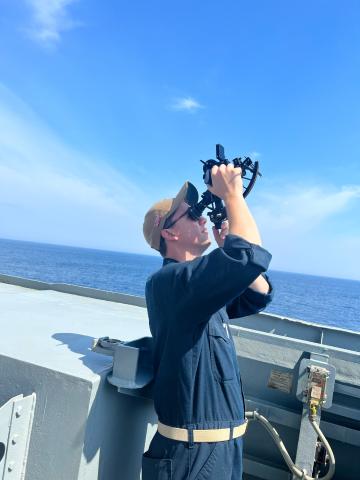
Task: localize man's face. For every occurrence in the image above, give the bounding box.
[164,201,211,254]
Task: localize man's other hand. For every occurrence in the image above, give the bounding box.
[212,221,229,248]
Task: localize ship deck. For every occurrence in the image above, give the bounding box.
[1,273,359,480]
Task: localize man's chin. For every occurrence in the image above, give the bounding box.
[199,238,211,252]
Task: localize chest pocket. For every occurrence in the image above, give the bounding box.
[208,315,235,382]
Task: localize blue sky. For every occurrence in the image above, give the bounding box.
[0,0,359,280]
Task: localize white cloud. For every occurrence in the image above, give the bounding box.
[248,151,261,159]
[170,97,204,112]
[252,184,360,231]
[0,84,150,253]
[24,0,80,45]
[248,182,360,280]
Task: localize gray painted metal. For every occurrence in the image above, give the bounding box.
[293,406,321,479]
[243,457,289,480]
[229,317,360,479]
[0,273,359,480]
[0,276,155,480]
[296,354,336,409]
[0,273,146,308]
[93,337,154,389]
[292,353,332,479]
[0,394,36,479]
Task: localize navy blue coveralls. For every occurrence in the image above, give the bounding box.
[143,234,273,480]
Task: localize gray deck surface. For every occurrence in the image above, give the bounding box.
[1,274,359,480]
[0,281,150,380]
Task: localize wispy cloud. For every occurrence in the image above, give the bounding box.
[248,151,261,159]
[247,182,360,279]
[24,0,80,46]
[0,84,150,253]
[253,183,360,231]
[170,97,204,112]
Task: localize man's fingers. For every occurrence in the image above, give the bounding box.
[220,222,229,239]
[209,162,244,199]
[221,221,229,230]
[212,226,223,243]
[212,226,220,239]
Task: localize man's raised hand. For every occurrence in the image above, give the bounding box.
[207,163,243,202]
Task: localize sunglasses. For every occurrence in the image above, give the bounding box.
[164,206,193,229]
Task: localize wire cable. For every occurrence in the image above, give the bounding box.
[245,410,335,480]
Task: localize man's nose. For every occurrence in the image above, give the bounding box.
[199,216,207,225]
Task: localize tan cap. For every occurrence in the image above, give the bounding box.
[143,181,199,251]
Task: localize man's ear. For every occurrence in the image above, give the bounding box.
[161,229,178,242]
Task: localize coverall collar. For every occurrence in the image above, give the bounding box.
[163,257,179,266]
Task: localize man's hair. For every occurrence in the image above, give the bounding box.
[159,235,167,257]
[159,211,177,257]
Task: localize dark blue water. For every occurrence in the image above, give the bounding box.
[0,238,359,332]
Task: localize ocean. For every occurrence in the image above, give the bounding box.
[0,238,359,332]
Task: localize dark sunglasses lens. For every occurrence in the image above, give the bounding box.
[166,209,187,228]
[187,207,199,221]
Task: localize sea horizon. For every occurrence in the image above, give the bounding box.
[1,236,358,284]
[1,236,359,332]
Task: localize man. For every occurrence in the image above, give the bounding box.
[142,163,273,479]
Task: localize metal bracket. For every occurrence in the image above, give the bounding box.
[92,336,154,390]
[0,393,36,480]
[293,353,336,478]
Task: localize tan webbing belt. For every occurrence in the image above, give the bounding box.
[157,419,248,443]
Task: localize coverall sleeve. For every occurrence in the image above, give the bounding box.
[226,273,274,319]
[177,234,272,319]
